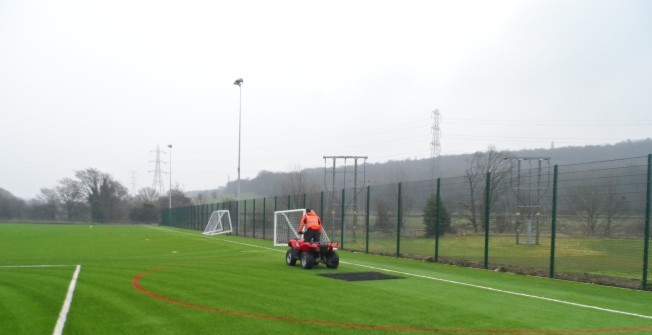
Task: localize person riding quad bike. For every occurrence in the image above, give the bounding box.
[286,209,339,269]
[297,209,323,242]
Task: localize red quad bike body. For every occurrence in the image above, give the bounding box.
[286,239,340,269]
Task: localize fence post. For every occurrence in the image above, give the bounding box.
[340,188,345,249]
[365,185,370,254]
[244,200,247,237]
[435,177,441,262]
[643,154,651,289]
[549,165,559,278]
[397,182,402,258]
[230,201,236,235]
[263,197,267,240]
[179,206,182,229]
[201,204,205,231]
[253,198,256,239]
[484,173,490,270]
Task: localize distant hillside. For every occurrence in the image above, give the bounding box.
[190,139,652,201]
[0,187,14,199]
[0,187,26,219]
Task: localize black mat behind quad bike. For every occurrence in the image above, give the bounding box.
[318,271,404,282]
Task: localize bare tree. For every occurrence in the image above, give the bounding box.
[602,179,628,237]
[75,168,129,223]
[36,187,59,220]
[567,181,627,237]
[137,187,159,203]
[75,168,104,222]
[567,186,603,236]
[281,164,319,207]
[99,177,130,222]
[464,146,511,233]
[56,178,85,221]
[373,197,393,231]
[159,182,192,208]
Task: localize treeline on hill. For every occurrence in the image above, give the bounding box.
[0,168,192,223]
[192,139,652,201]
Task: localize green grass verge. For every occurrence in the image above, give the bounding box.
[2,223,652,334]
[340,231,645,281]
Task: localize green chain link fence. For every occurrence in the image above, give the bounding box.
[162,154,652,290]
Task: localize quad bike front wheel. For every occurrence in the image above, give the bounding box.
[286,249,297,266]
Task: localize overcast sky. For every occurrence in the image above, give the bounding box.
[1,0,651,200]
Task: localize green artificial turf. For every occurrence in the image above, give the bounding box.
[1,223,652,335]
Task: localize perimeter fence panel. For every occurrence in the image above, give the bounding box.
[437,175,486,267]
[554,157,648,288]
[339,187,367,252]
[242,199,250,238]
[366,183,399,255]
[399,179,436,259]
[487,160,553,274]
[259,197,274,241]
[322,189,342,247]
[304,191,323,215]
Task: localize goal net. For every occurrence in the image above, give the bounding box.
[202,210,233,236]
[273,209,330,246]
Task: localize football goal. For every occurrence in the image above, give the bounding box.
[274,209,330,246]
[202,210,233,236]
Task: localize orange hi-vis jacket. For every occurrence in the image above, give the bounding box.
[298,211,322,233]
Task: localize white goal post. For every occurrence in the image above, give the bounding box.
[273,209,330,246]
[202,210,233,236]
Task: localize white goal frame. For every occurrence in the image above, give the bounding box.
[202,210,233,236]
[273,209,330,246]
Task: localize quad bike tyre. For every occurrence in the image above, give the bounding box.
[324,250,339,269]
[300,251,315,269]
[286,249,297,266]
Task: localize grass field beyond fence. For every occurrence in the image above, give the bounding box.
[2,223,652,335]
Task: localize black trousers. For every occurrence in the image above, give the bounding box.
[304,229,321,243]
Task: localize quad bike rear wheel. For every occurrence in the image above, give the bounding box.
[324,250,339,269]
[300,251,315,269]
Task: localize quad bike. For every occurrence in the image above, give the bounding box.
[286,237,339,270]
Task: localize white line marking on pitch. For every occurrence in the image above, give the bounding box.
[0,264,75,268]
[342,261,652,320]
[151,226,652,320]
[53,264,81,335]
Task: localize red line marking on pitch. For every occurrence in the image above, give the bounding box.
[132,267,652,334]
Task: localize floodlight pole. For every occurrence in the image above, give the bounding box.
[168,144,172,225]
[234,78,243,234]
